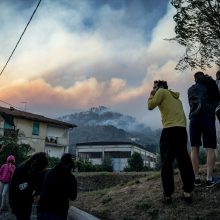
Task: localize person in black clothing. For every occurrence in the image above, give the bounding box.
[9,152,48,220]
[188,72,220,187]
[37,153,77,220]
[33,168,49,202]
[215,70,220,122]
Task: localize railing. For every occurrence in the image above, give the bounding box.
[45,136,68,146]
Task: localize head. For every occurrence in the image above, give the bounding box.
[194,71,204,83]
[7,155,15,164]
[153,80,168,91]
[60,153,75,172]
[216,71,220,80]
[27,152,48,174]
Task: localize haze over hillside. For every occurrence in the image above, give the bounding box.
[58,106,161,153]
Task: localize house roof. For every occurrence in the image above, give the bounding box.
[0,106,76,128]
[76,141,151,152]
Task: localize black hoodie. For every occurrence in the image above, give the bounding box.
[37,162,77,217]
[188,75,220,119]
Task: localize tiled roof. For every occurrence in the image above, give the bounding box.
[0,106,76,128]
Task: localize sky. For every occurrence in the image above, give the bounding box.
[0,0,217,129]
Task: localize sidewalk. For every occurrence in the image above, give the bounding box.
[0,211,17,220]
[0,206,99,220]
[0,210,37,220]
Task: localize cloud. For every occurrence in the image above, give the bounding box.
[0,77,144,108]
[0,0,168,84]
[2,0,213,129]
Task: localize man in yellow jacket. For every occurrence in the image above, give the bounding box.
[148,80,194,204]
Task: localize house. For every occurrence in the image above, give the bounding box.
[0,106,76,158]
[76,141,157,172]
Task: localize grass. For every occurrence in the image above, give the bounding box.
[72,163,220,220]
[135,199,152,210]
[102,196,112,204]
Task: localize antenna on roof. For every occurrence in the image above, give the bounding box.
[0,99,20,110]
[21,101,27,111]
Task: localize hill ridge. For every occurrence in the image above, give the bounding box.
[58,106,161,153]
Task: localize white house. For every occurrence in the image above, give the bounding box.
[0,106,76,158]
[76,141,157,172]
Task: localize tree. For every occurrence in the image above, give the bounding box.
[76,159,95,172]
[171,0,220,70]
[0,130,33,165]
[102,156,113,172]
[127,152,143,171]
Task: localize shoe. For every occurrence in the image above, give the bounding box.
[163,195,172,204]
[206,176,220,188]
[194,178,202,187]
[183,192,193,204]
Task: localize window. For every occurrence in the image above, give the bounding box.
[104,151,131,158]
[4,121,13,130]
[4,121,15,136]
[32,122,40,135]
[78,152,102,159]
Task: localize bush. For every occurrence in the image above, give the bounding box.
[94,164,104,172]
[48,156,60,168]
[0,131,33,166]
[0,143,33,166]
[77,159,95,172]
[142,166,154,171]
[77,157,113,172]
[102,156,113,172]
[127,152,143,172]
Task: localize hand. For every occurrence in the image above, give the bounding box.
[150,89,157,96]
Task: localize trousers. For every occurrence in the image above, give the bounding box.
[160,127,195,196]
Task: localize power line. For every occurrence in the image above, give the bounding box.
[0,99,21,110]
[0,0,42,77]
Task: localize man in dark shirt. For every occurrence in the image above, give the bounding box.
[188,72,220,187]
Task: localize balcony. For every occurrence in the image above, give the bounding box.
[45,136,68,147]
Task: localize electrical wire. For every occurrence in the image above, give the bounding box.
[0,0,42,77]
[0,99,21,110]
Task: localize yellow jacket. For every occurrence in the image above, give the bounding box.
[148,88,186,128]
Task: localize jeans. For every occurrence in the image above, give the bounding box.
[0,181,9,209]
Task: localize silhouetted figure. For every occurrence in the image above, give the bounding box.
[9,152,48,220]
[188,72,220,187]
[37,153,77,220]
